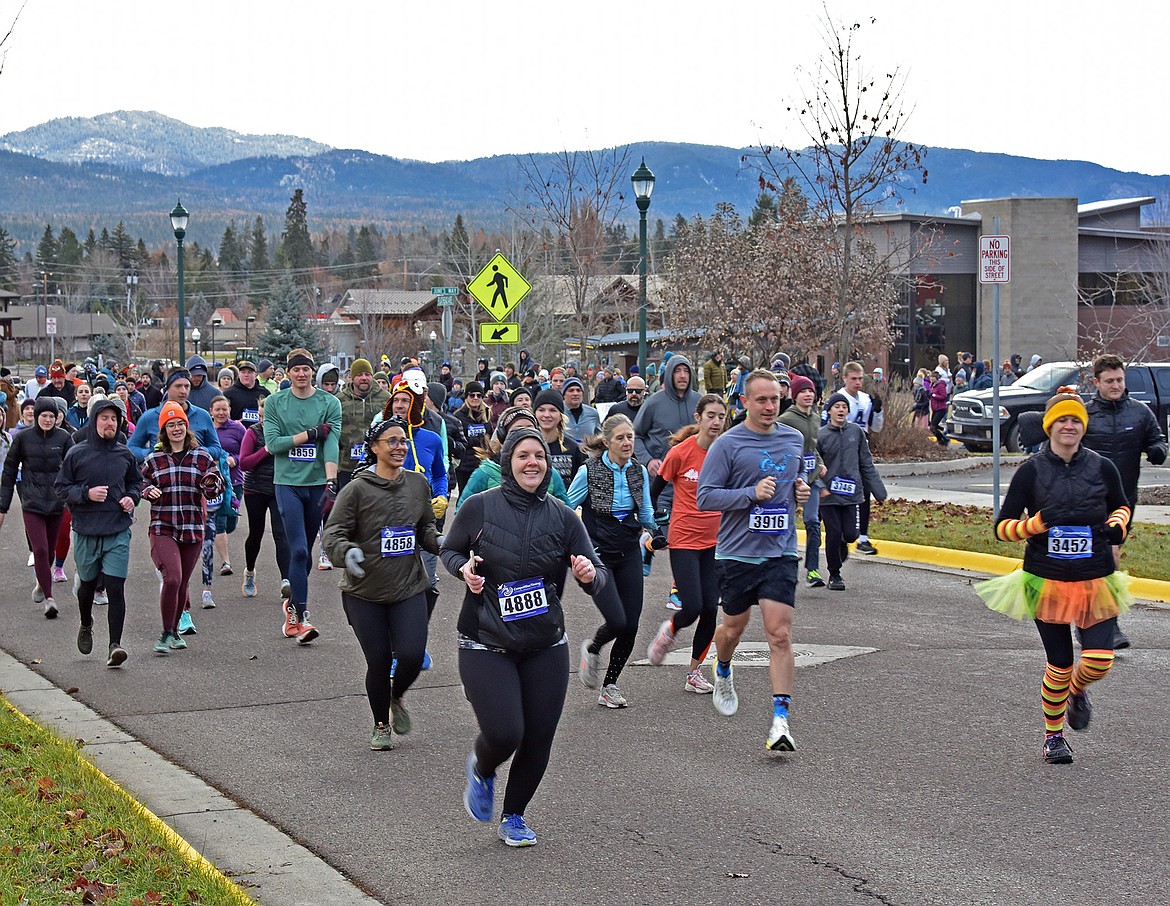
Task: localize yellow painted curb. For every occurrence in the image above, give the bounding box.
[796,531,1170,604]
[2,699,256,904]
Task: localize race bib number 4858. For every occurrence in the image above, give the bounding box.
[497,577,549,622]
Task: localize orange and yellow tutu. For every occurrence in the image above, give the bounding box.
[975,570,1133,628]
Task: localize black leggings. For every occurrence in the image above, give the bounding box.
[243,492,290,579]
[342,592,429,724]
[588,546,643,686]
[821,504,859,576]
[1036,618,1116,669]
[668,547,718,661]
[460,642,570,817]
[930,408,948,446]
[78,574,126,647]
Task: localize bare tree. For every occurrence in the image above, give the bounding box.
[0,1,27,78]
[513,147,634,360]
[751,10,928,366]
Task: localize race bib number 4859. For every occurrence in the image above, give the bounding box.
[289,444,317,462]
[497,577,549,622]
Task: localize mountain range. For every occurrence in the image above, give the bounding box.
[1,110,1167,251]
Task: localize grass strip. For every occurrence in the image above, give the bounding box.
[0,696,256,906]
[871,498,1170,582]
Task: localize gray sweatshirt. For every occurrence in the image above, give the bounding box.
[696,420,804,560]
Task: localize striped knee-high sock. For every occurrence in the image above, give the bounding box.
[1071,648,1115,695]
[1042,663,1075,735]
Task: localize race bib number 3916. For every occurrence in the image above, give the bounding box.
[497,577,549,622]
[749,504,790,534]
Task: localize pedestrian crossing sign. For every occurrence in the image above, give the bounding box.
[467,253,531,322]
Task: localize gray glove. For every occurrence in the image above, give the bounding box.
[344,547,366,578]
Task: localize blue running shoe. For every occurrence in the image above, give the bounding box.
[178,610,197,635]
[464,753,494,822]
[421,650,433,670]
[666,590,683,611]
[498,813,537,847]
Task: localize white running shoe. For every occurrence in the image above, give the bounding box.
[317,553,333,571]
[201,589,216,609]
[94,589,109,606]
[32,584,45,603]
[712,665,738,716]
[646,620,677,666]
[598,684,628,709]
[579,640,601,689]
[767,714,796,751]
[27,552,35,567]
[684,670,714,694]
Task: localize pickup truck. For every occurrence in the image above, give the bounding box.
[946,360,1170,452]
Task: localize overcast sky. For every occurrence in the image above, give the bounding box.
[1,0,1167,175]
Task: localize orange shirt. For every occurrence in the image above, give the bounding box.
[658,435,721,549]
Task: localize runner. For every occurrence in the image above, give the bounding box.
[975,387,1134,765]
[452,381,492,493]
[777,375,827,587]
[696,369,810,751]
[54,398,142,667]
[532,388,585,486]
[441,428,615,846]
[262,348,342,645]
[0,396,74,618]
[569,414,663,709]
[455,407,571,511]
[645,393,727,693]
[323,416,438,750]
[834,361,884,555]
[209,394,245,583]
[817,392,887,591]
[140,403,225,654]
[238,395,291,599]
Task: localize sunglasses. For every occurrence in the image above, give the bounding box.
[468,392,483,397]
[626,388,644,394]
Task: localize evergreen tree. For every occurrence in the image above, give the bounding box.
[57,227,85,268]
[84,229,98,257]
[218,222,244,278]
[110,221,135,269]
[0,227,18,291]
[279,188,314,281]
[748,192,780,230]
[98,227,112,252]
[256,275,324,362]
[249,216,271,296]
[353,225,379,281]
[36,224,58,273]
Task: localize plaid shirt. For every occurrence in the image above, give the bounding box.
[140,447,224,543]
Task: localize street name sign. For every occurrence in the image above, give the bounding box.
[467,253,531,322]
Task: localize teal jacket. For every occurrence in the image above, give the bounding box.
[454,456,569,513]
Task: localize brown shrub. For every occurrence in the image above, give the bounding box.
[869,380,960,460]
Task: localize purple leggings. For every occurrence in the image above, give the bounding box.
[150,535,201,634]
[23,510,64,597]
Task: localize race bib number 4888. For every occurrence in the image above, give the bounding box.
[497,577,549,622]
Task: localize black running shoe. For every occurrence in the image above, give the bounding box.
[1043,734,1074,764]
[827,575,846,591]
[856,540,878,555]
[1112,626,1131,650]
[1066,691,1092,731]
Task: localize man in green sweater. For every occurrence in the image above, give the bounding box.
[262,348,343,644]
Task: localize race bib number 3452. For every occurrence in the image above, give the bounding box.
[497,577,549,622]
[1047,525,1091,559]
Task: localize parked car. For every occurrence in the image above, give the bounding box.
[946,360,1170,452]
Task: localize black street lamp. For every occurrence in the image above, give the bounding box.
[170,200,190,363]
[245,315,256,350]
[631,158,655,376]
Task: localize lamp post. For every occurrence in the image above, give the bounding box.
[191,327,201,357]
[170,200,189,363]
[125,269,138,313]
[631,158,655,376]
[245,315,256,351]
[429,330,437,370]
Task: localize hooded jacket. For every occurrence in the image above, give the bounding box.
[337,382,390,473]
[323,465,439,603]
[440,429,615,652]
[702,353,728,398]
[54,399,142,537]
[129,399,223,464]
[817,420,887,507]
[0,398,73,515]
[633,353,700,466]
[1083,391,1168,503]
[224,378,269,427]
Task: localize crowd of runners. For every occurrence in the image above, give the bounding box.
[0,348,1164,845]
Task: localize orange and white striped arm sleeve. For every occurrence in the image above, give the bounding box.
[1106,505,1132,541]
[995,511,1046,542]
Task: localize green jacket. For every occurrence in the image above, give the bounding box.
[323,468,439,603]
[777,404,823,479]
[337,384,390,473]
[454,456,570,513]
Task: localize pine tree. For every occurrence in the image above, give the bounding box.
[57,228,85,268]
[0,227,18,291]
[249,216,271,297]
[353,225,379,281]
[110,221,135,269]
[36,224,58,273]
[255,275,324,362]
[279,189,314,281]
[84,229,98,258]
[218,222,244,278]
[748,192,779,231]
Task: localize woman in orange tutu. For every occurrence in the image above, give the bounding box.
[976,387,1133,765]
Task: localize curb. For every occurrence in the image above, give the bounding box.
[0,650,383,906]
[876,454,1027,478]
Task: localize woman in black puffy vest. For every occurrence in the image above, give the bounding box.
[441,428,615,847]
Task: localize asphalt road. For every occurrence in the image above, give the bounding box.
[2,500,1169,906]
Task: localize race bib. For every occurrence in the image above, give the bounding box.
[830,476,857,496]
[803,454,816,473]
[350,443,367,462]
[289,444,317,462]
[497,577,549,622]
[467,423,487,439]
[749,503,790,534]
[207,493,224,510]
[1048,525,1091,559]
[242,408,259,423]
[380,526,416,557]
